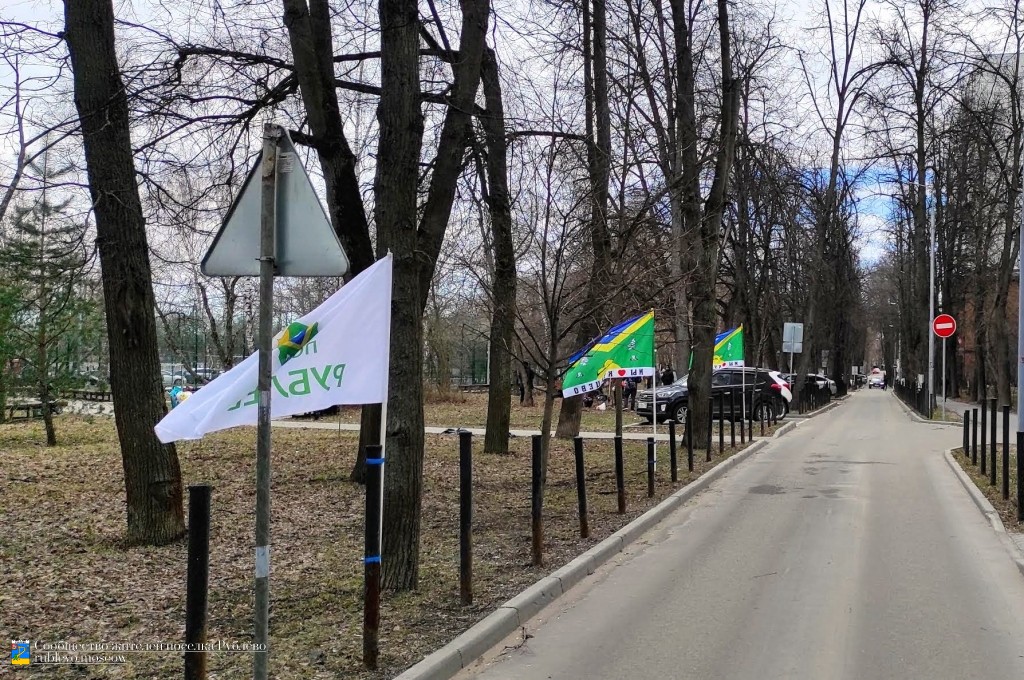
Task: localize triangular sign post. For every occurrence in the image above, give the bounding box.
[199,123,352,680]
[202,128,349,277]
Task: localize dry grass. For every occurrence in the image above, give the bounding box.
[953,445,1022,533]
[327,391,647,432]
[1,414,780,678]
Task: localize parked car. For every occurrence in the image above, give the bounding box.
[635,367,792,424]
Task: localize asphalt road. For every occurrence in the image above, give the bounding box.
[466,390,1024,680]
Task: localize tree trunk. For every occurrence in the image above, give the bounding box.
[555,0,614,439]
[63,0,184,544]
[280,0,382,484]
[672,0,739,445]
[481,48,517,455]
[38,340,56,447]
[375,0,426,591]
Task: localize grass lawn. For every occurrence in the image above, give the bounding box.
[953,445,1022,533]
[1,413,780,678]
[325,391,650,432]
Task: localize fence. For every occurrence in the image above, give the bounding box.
[894,379,933,419]
[960,402,1022,523]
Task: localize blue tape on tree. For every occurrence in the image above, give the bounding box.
[366,458,385,465]
[364,555,381,564]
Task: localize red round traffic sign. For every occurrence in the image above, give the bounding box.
[932,314,957,338]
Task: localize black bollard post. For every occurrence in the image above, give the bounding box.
[748,397,754,441]
[686,407,694,472]
[760,405,766,437]
[614,435,626,514]
[990,399,998,487]
[972,408,979,465]
[982,403,988,476]
[573,437,589,539]
[730,389,736,448]
[1003,406,1011,501]
[363,445,384,670]
[669,420,678,483]
[1018,431,1024,522]
[963,411,968,454]
[717,393,725,454]
[185,484,211,680]
[531,435,544,566]
[458,431,473,605]
[647,437,656,498]
[706,398,713,462]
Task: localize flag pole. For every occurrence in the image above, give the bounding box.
[651,310,656,460]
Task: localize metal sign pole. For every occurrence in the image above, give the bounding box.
[928,209,936,415]
[1018,185,1024,434]
[942,338,946,421]
[254,123,281,680]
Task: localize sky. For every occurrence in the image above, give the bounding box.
[1,0,1001,270]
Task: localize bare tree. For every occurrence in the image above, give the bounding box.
[62,0,184,544]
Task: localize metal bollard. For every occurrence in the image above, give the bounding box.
[717,393,725,454]
[459,431,473,605]
[363,445,384,670]
[531,435,544,566]
[982,404,988,476]
[669,420,678,483]
[730,390,736,448]
[185,485,211,680]
[647,437,656,498]
[990,399,997,487]
[972,408,979,466]
[573,437,589,539]
[686,408,694,472]
[614,435,626,514]
[1003,406,1011,501]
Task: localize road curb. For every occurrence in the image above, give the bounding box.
[942,448,1024,579]
[892,392,959,426]
[394,415,814,680]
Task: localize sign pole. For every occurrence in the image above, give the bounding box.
[254,123,281,680]
[942,338,946,421]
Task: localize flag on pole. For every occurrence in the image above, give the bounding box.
[561,311,655,397]
[155,254,393,442]
[713,325,744,368]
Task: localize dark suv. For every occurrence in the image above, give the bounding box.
[635,367,788,424]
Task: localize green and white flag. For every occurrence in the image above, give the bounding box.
[155,254,392,442]
[562,311,655,397]
[713,325,744,368]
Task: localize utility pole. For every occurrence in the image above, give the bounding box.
[928,207,936,413]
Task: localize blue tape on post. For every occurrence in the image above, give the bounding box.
[364,555,381,564]
[366,458,385,465]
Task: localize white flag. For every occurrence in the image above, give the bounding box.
[155,254,392,443]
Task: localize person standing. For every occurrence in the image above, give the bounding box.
[516,369,525,404]
[662,365,675,386]
[623,377,637,410]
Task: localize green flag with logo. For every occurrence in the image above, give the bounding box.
[561,311,655,397]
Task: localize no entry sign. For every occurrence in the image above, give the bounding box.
[933,314,957,338]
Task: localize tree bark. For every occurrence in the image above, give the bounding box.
[280,0,382,484]
[480,48,517,455]
[555,0,614,439]
[376,0,489,591]
[672,0,739,445]
[63,0,185,544]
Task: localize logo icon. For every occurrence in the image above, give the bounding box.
[276,321,319,365]
[11,640,30,665]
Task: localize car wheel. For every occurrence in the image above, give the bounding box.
[754,401,774,422]
[673,403,687,423]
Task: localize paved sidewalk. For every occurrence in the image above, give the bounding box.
[943,397,1017,422]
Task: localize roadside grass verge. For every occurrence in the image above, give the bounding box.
[952,446,1022,532]
[1,415,783,678]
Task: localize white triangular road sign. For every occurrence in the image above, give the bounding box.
[202,130,350,277]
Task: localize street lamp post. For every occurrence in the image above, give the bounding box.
[928,209,936,417]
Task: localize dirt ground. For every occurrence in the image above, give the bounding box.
[1,410,779,678]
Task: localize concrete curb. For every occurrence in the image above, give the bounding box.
[942,448,1024,579]
[892,392,959,426]
[394,412,823,680]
